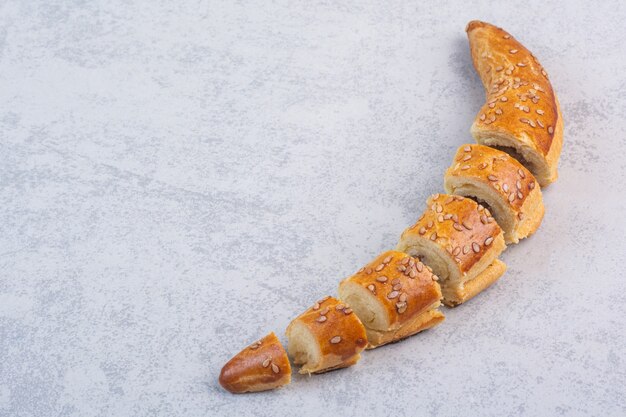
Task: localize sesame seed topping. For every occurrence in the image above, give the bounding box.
[344,308,352,315]
[518,212,525,220]
[504,35,510,39]
[427,220,434,228]
[472,242,480,253]
[500,96,508,102]
[393,283,402,291]
[398,265,406,272]
[438,214,444,222]
[518,169,525,178]
[503,183,509,192]
[453,223,464,231]
[313,302,320,310]
[316,315,327,323]
[399,293,407,302]
[365,267,373,274]
[367,284,376,292]
[271,363,280,374]
[495,65,503,71]
[463,154,472,161]
[432,274,439,281]
[416,262,424,272]
[528,120,536,128]
[463,245,470,254]
[490,115,496,122]
[489,102,496,109]
[536,109,544,115]
[495,108,503,115]
[485,236,494,246]
[335,304,345,310]
[387,291,399,299]
[517,191,523,199]
[436,204,443,213]
[464,145,471,152]
[401,257,410,265]
[529,181,536,190]
[462,221,473,230]
[418,226,426,235]
[391,277,400,285]
[397,303,407,314]
[430,232,437,241]
[509,49,518,54]
[516,180,522,190]
[444,197,455,205]
[480,113,486,121]
[330,336,341,344]
[479,162,488,170]
[461,165,471,170]
[508,193,515,202]
[383,256,393,264]
[548,126,554,134]
[320,307,329,315]
[537,119,544,128]
[488,175,498,181]
[376,276,388,283]
[262,357,272,368]
[517,62,526,67]
[453,246,461,256]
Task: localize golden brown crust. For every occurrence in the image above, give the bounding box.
[441,259,507,306]
[444,144,544,243]
[286,296,367,374]
[466,20,563,186]
[398,194,504,275]
[218,332,291,393]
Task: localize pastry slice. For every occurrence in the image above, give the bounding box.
[338,250,444,349]
[444,144,544,244]
[219,332,291,393]
[286,296,367,374]
[397,194,507,306]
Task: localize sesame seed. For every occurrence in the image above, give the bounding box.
[399,293,407,302]
[375,264,385,272]
[508,193,515,202]
[518,212,525,220]
[480,113,486,121]
[517,62,526,67]
[433,193,440,200]
[504,35,510,39]
[436,204,443,213]
[430,232,437,241]
[398,265,406,272]
[387,291,399,299]
[464,145,471,152]
[516,180,522,190]
[452,214,459,222]
[520,118,529,124]
[393,283,402,291]
[472,242,480,253]
[503,183,509,192]
[488,175,498,181]
[490,115,496,122]
[528,120,536,128]
[416,262,424,272]
[418,226,426,235]
[313,302,320,310]
[383,255,393,264]
[453,223,463,231]
[391,278,400,285]
[401,257,410,265]
[335,304,345,310]
[495,65,503,71]
[463,245,470,254]
[517,191,523,199]
[479,162,488,169]
[397,303,407,314]
[536,109,544,115]
[271,364,280,374]
[444,196,455,205]
[365,267,372,274]
[462,221,473,230]
[376,276,388,283]
[330,336,341,344]
[344,308,352,315]
[427,220,434,228]
[485,237,494,246]
[367,284,376,292]
[453,246,461,256]
[438,214,444,222]
[461,165,470,170]
[529,181,535,190]
[495,108,503,115]
[489,102,496,109]
[262,357,272,368]
[518,169,525,178]
[463,154,472,161]
[509,49,518,54]
[537,119,544,128]
[316,315,327,323]
[432,274,439,281]
[548,126,554,134]
[500,96,508,102]
[444,213,453,220]
[320,307,329,315]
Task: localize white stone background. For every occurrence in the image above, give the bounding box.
[1,1,625,416]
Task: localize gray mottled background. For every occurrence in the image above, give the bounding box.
[1,1,625,416]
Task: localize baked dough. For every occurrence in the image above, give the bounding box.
[218,332,291,393]
[286,296,368,374]
[396,194,507,306]
[338,250,444,349]
[444,144,544,244]
[466,20,563,187]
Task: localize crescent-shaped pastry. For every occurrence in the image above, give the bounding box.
[466,20,563,187]
[338,250,444,349]
[396,194,507,306]
[444,144,544,244]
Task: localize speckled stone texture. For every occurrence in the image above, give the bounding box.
[1,1,625,416]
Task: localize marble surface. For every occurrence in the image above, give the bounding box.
[1,1,625,416]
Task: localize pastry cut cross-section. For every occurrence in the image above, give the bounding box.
[444,144,544,244]
[219,332,292,393]
[286,296,368,374]
[396,194,507,306]
[338,250,444,349]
